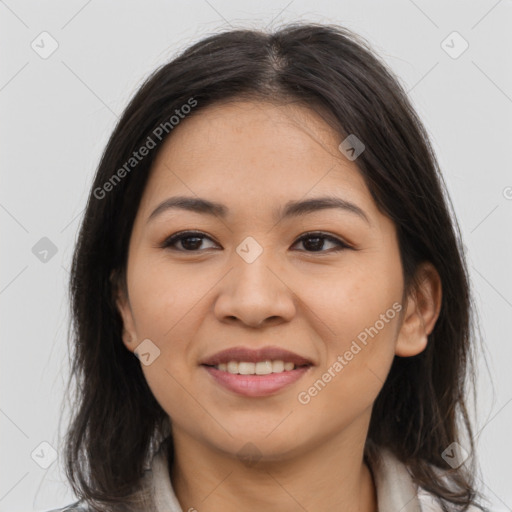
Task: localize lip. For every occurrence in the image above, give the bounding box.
[203,365,312,397]
[200,345,313,366]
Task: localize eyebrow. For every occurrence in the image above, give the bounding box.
[147,195,370,225]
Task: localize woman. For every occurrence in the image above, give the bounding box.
[51,22,488,512]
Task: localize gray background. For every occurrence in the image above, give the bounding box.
[1,1,511,510]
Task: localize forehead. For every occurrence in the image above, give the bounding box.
[139,99,377,221]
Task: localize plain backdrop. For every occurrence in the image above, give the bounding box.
[1,1,511,511]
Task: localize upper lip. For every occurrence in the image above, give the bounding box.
[200,346,314,366]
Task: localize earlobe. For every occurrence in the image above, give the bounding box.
[117,299,138,353]
[110,269,137,353]
[121,328,136,349]
[395,261,442,358]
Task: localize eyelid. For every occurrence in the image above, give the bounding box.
[296,232,353,251]
[158,230,220,250]
[159,230,354,252]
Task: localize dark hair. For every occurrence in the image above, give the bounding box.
[63,22,489,511]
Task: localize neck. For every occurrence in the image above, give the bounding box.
[169,422,377,512]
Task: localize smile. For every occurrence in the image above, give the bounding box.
[202,362,312,397]
[211,360,305,375]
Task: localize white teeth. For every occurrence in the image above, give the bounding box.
[238,362,255,375]
[227,361,239,374]
[272,360,284,373]
[213,359,304,374]
[255,361,273,375]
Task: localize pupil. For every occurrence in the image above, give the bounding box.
[304,237,323,251]
[182,237,202,250]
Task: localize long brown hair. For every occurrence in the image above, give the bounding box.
[63,22,489,511]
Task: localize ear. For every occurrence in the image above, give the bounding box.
[110,269,137,353]
[395,261,442,357]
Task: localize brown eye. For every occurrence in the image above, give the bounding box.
[161,231,218,251]
[292,232,351,253]
[159,231,351,253]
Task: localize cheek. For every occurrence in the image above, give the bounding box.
[128,254,205,338]
[130,260,200,417]
[127,254,213,390]
[301,259,402,345]
[297,298,400,425]
[297,253,402,396]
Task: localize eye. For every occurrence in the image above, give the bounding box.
[160,230,351,253]
[291,232,351,253]
[160,231,219,252]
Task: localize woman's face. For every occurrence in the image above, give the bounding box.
[116,99,433,461]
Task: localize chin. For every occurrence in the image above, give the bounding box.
[207,427,309,462]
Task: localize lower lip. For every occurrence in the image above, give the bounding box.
[202,365,311,397]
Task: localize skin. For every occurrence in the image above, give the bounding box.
[115,99,442,512]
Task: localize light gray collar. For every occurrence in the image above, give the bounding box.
[148,441,423,512]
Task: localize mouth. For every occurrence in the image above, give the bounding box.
[200,346,314,397]
[201,360,313,397]
[203,360,310,374]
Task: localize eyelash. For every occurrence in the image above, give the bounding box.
[159,230,352,253]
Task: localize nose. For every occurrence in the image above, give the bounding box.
[213,251,297,328]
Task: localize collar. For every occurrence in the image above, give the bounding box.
[364,443,422,512]
[146,440,423,512]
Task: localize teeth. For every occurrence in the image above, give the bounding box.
[227,361,239,374]
[256,361,273,375]
[213,360,304,374]
[238,362,255,375]
[272,360,284,373]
